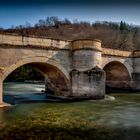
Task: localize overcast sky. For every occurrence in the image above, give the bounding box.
[0,0,140,28]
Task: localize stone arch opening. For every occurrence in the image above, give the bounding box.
[2,58,70,105]
[3,64,46,104]
[103,61,131,93]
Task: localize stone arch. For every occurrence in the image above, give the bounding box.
[102,58,132,77]
[103,61,131,91]
[2,56,70,96]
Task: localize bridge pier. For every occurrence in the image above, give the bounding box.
[71,39,105,98]
[131,73,140,91]
[132,54,140,91]
[0,80,3,104]
[0,80,11,107]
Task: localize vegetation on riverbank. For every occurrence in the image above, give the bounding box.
[0,94,140,140]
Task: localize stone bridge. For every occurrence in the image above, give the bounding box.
[0,34,139,107]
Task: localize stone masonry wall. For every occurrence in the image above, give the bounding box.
[1,33,140,107]
[71,67,105,98]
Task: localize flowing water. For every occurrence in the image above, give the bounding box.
[3,82,46,104]
[1,82,140,139]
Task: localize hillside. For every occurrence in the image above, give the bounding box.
[1,17,140,51]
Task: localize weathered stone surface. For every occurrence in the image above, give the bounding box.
[131,73,140,91]
[0,34,70,49]
[0,33,139,107]
[72,50,101,70]
[71,67,105,98]
[102,48,132,57]
[0,79,3,104]
[133,50,140,57]
[72,39,101,51]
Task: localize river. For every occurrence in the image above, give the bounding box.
[3,82,46,104]
[1,82,140,139]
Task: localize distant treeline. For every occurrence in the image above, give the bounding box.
[1,16,140,50]
[5,65,44,82]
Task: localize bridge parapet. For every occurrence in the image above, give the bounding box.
[0,34,70,49]
[102,48,132,57]
[0,34,135,58]
[133,50,140,58]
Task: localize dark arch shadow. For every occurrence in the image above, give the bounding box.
[103,61,131,93]
[3,62,70,105]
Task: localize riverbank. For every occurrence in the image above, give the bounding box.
[0,93,140,140]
